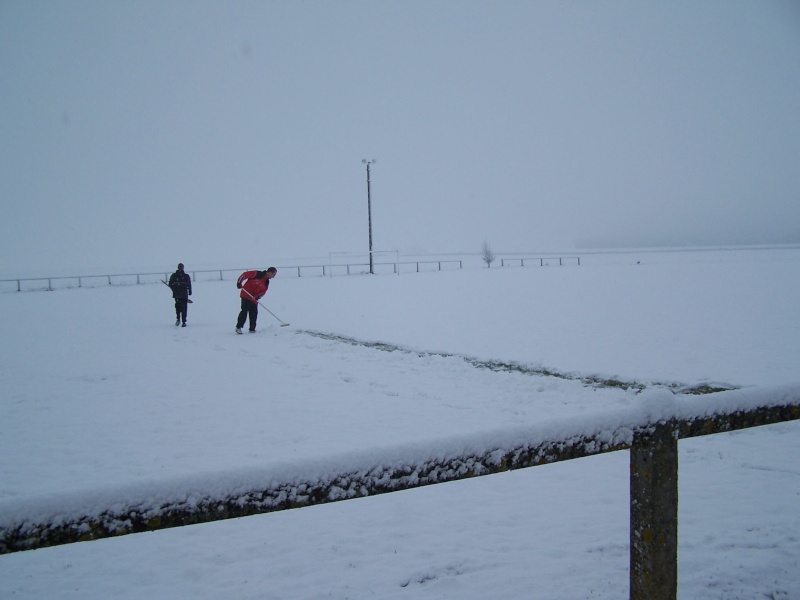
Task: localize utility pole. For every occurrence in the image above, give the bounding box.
[362,159,376,274]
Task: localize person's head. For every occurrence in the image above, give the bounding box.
[265,267,277,279]
[177,263,185,271]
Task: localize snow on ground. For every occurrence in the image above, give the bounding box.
[0,247,799,599]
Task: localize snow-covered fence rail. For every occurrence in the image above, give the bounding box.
[500,256,581,267]
[1,385,798,599]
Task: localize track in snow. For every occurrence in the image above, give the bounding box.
[296,329,736,396]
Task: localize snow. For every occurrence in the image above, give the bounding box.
[1,247,799,599]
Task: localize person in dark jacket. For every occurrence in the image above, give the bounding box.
[168,263,192,327]
[235,267,277,333]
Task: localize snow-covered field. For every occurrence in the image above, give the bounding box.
[1,247,799,599]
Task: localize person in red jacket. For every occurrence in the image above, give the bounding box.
[235,267,277,334]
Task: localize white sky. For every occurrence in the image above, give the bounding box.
[2,1,800,274]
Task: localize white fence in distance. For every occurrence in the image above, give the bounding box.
[1,256,584,293]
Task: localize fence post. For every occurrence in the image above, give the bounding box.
[630,420,678,600]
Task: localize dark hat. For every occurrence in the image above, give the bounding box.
[178,263,184,269]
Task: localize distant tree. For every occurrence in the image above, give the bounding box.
[481,239,496,268]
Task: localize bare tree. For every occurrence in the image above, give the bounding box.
[481,239,496,268]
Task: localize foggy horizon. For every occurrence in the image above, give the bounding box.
[2,1,799,275]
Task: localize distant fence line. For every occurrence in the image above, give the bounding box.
[0,260,460,293]
[0,256,581,293]
[500,256,581,267]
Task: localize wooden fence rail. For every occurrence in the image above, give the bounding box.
[1,385,798,599]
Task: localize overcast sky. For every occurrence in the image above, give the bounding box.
[2,1,799,275]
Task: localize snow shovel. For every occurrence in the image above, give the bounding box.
[162,280,193,302]
[242,289,290,327]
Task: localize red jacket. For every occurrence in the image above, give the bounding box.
[237,270,270,302]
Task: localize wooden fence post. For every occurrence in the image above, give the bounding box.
[630,420,678,600]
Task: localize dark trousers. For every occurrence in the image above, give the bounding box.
[174,298,188,323]
[237,298,258,330]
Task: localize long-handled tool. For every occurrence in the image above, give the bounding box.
[242,289,289,327]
